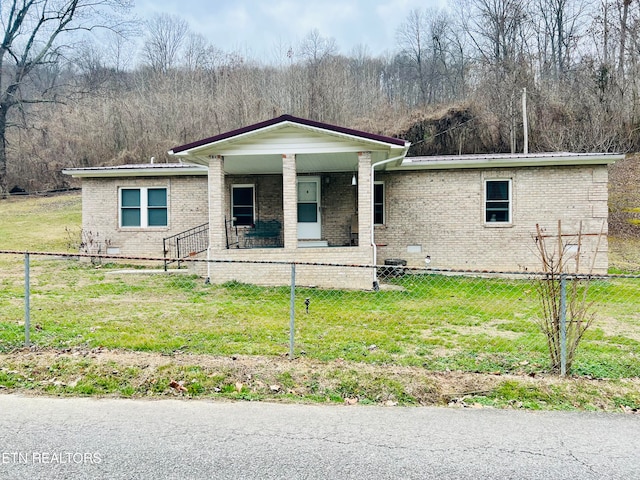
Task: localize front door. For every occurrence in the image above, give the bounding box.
[297,176,321,239]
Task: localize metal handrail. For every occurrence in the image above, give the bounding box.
[163,223,209,271]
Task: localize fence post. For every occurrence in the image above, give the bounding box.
[24,252,31,347]
[289,263,296,360]
[559,274,567,376]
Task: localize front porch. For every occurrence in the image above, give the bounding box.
[223,172,361,250]
[205,154,377,289]
[168,115,409,289]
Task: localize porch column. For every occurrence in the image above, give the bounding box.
[209,155,226,250]
[357,151,372,249]
[282,153,297,249]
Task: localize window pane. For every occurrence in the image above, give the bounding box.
[298,203,317,222]
[297,181,317,202]
[232,186,254,226]
[487,181,509,200]
[374,205,384,225]
[121,189,140,207]
[486,209,509,222]
[374,183,384,224]
[234,215,253,226]
[121,208,141,227]
[148,188,166,207]
[148,208,167,226]
[233,187,253,205]
[374,183,384,204]
[234,206,253,226]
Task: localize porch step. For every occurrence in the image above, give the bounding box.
[298,240,329,248]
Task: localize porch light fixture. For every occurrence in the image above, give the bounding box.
[351,174,357,186]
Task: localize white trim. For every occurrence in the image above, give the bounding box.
[484,179,512,226]
[119,187,168,229]
[297,176,322,240]
[231,184,255,227]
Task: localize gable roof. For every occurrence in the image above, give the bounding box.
[169,114,408,155]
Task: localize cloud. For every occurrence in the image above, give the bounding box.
[132,0,447,59]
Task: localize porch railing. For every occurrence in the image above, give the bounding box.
[225,217,240,249]
[163,223,209,271]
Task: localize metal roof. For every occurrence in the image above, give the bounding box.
[62,163,207,178]
[391,152,623,170]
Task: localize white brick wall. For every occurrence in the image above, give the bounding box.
[81,176,208,257]
[80,162,611,285]
[375,165,609,273]
[191,246,376,290]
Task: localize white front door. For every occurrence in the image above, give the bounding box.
[297,176,321,239]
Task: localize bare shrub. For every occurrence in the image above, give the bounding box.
[534,221,601,374]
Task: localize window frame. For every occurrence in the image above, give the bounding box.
[231,184,255,227]
[373,181,385,226]
[484,179,512,225]
[119,187,168,229]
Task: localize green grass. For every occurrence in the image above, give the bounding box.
[0,193,81,251]
[1,259,639,379]
[1,193,640,409]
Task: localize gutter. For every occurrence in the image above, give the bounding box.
[391,153,623,171]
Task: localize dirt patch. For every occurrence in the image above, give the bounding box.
[1,348,639,412]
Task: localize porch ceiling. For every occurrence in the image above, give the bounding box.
[222,152,375,175]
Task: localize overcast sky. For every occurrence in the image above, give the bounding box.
[132,0,449,61]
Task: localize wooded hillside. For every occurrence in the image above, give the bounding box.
[2,1,640,193]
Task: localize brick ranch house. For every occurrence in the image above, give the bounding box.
[63,115,622,289]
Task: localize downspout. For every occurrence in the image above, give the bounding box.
[370,149,409,289]
[205,157,214,283]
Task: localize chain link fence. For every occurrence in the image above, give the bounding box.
[1,251,639,379]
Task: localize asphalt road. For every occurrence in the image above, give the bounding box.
[0,394,638,479]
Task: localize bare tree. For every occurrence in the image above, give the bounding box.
[396,9,429,105]
[534,0,589,79]
[0,0,134,195]
[298,29,338,120]
[396,8,463,105]
[455,0,533,152]
[457,0,530,72]
[103,30,134,73]
[141,13,189,73]
[182,32,221,72]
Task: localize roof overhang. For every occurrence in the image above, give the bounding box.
[62,163,208,178]
[389,152,624,171]
[168,115,410,174]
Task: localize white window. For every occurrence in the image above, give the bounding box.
[485,180,511,224]
[231,184,255,226]
[120,187,168,228]
[374,181,385,225]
